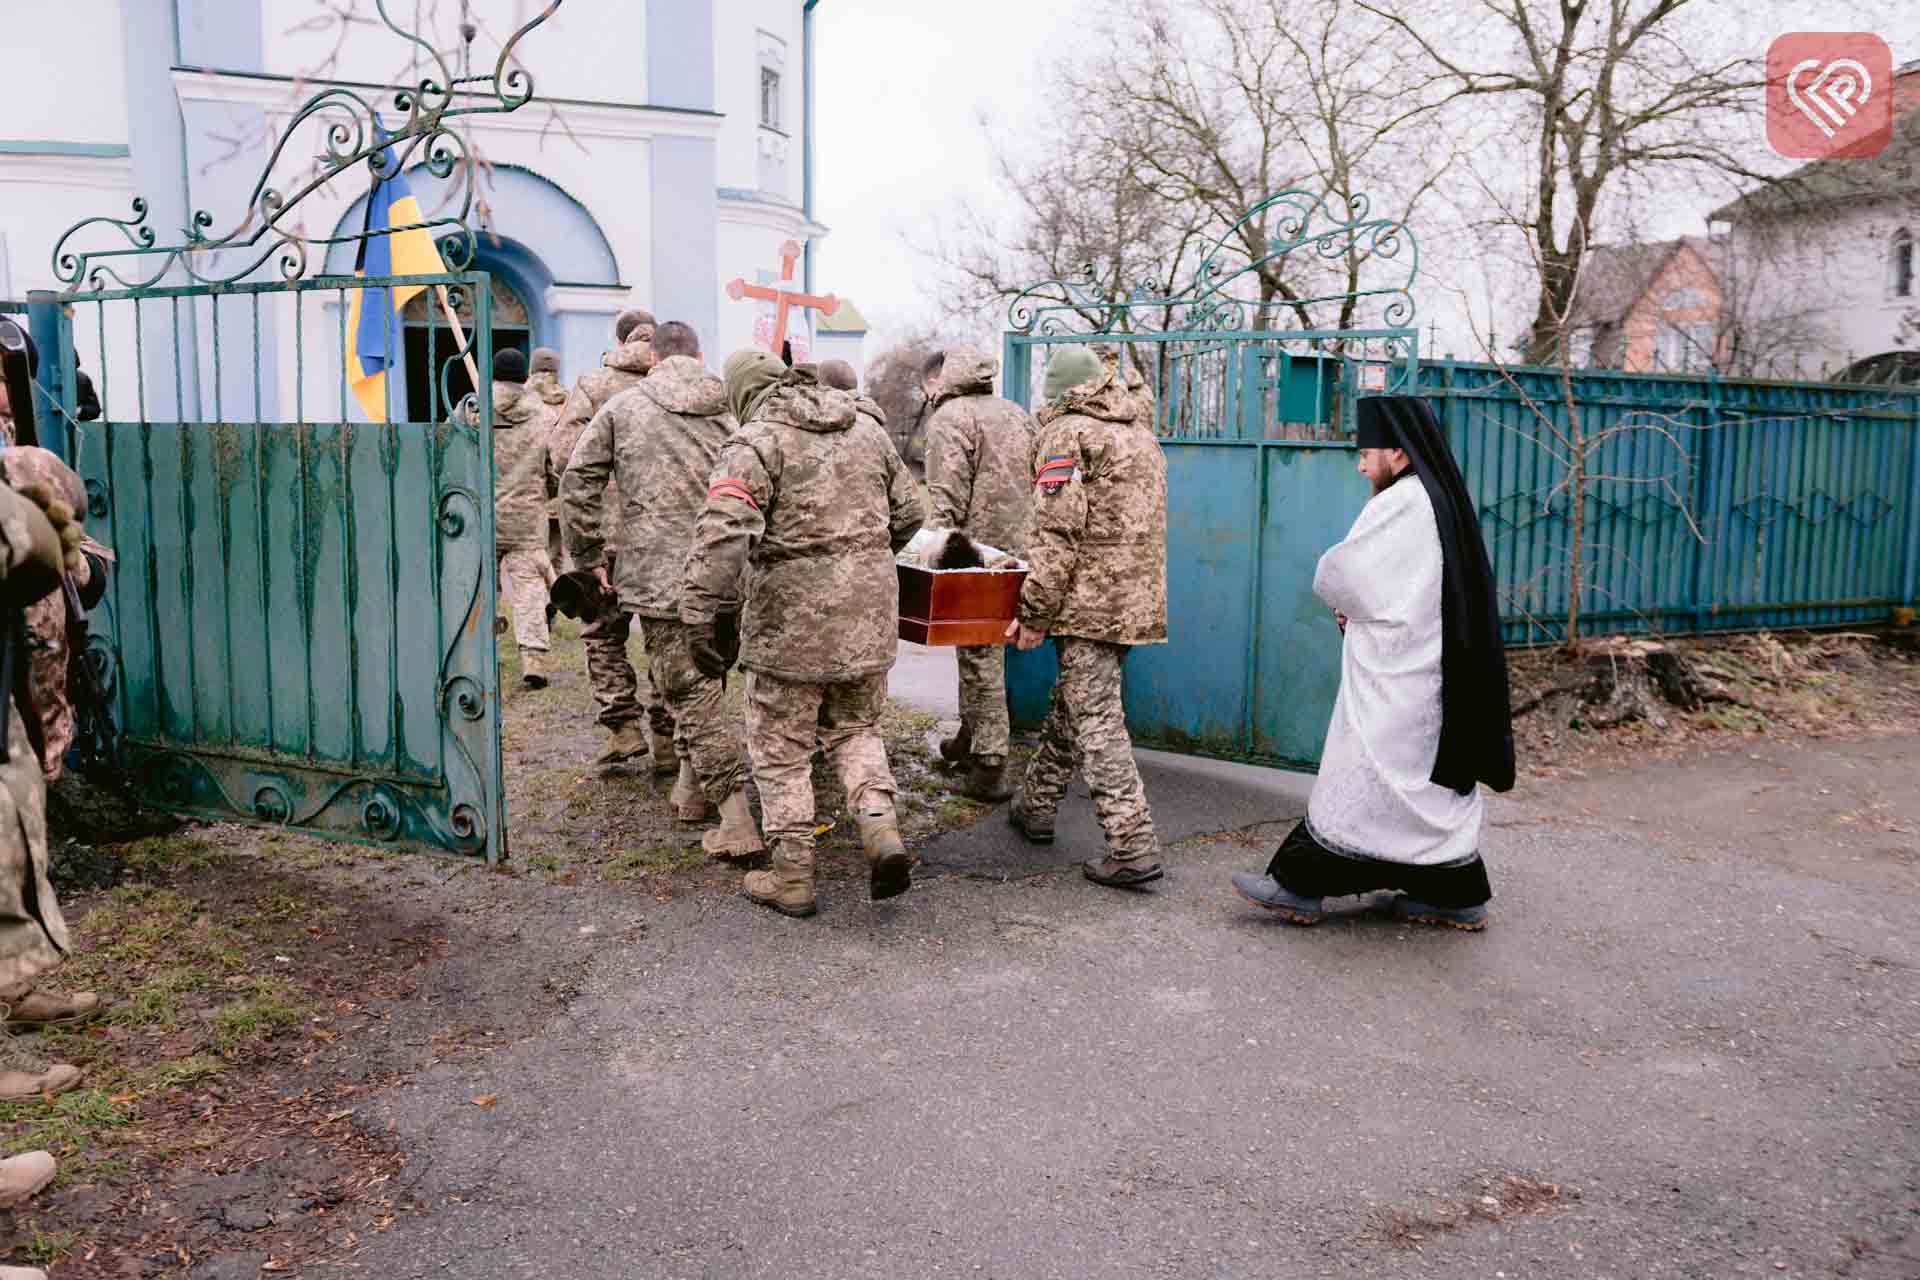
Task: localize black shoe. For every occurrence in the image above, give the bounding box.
[960,759,1013,804]
[1083,856,1163,889]
[1008,796,1054,844]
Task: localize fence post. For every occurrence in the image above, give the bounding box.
[1002,334,1031,412]
[1690,378,1720,632]
[1902,388,1920,611]
[25,290,73,465]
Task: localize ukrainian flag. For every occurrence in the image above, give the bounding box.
[344,147,448,421]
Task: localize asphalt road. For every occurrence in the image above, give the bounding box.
[337,704,1920,1279]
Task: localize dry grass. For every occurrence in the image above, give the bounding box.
[1511,628,1920,779]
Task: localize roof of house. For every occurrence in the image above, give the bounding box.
[817,298,868,335]
[1566,236,1724,329]
[1712,99,1920,223]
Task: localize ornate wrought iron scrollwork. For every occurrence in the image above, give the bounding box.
[51,1,564,294]
[252,782,293,824]
[1005,189,1421,338]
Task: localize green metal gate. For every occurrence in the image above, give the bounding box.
[30,3,566,859]
[1000,191,1422,769]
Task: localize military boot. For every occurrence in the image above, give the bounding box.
[960,755,1013,804]
[520,650,548,689]
[1008,789,1055,844]
[856,798,912,901]
[671,759,712,822]
[742,840,816,918]
[703,787,765,860]
[648,727,680,777]
[0,1151,54,1206]
[2,987,104,1030]
[937,720,972,767]
[594,720,650,766]
[0,1030,82,1101]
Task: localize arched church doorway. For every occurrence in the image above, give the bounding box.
[401,274,531,420]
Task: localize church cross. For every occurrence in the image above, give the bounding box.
[724,239,838,357]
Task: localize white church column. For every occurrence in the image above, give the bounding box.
[120,1,201,421]
[646,0,720,356]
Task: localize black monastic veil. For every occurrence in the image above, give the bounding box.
[1354,396,1516,795]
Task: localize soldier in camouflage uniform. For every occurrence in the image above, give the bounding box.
[554,310,676,766]
[486,349,559,688]
[919,345,1038,802]
[818,359,886,437]
[0,477,101,1103]
[0,445,112,782]
[1006,347,1169,889]
[527,347,570,573]
[682,352,926,916]
[563,322,760,852]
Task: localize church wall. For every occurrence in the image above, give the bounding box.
[258,0,649,109]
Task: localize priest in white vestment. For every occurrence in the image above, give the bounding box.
[1233,396,1514,929]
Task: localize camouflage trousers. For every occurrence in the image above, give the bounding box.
[639,618,743,803]
[0,694,68,992]
[954,643,1010,760]
[582,552,671,734]
[744,670,895,847]
[497,548,555,653]
[1019,636,1159,862]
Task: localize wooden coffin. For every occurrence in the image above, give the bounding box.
[898,563,1028,646]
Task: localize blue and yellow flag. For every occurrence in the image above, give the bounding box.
[344,148,447,421]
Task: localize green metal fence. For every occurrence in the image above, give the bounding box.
[20,1,568,857]
[1425,361,1920,643]
[998,192,1919,767]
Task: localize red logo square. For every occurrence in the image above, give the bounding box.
[1767,32,1892,159]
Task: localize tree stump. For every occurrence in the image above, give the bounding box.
[1516,639,1721,730]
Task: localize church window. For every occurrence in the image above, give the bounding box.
[1894,228,1914,299]
[760,66,782,131]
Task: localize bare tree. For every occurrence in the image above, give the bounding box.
[925,0,1444,342]
[1364,0,1773,364]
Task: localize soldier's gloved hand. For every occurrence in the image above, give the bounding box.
[714,609,741,669]
[17,480,86,575]
[689,620,731,679]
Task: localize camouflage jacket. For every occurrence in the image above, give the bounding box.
[554,339,654,552]
[489,381,558,551]
[562,356,738,620]
[527,370,570,516]
[1021,369,1168,645]
[681,373,925,683]
[924,347,1037,555]
[0,482,71,989]
[0,446,102,780]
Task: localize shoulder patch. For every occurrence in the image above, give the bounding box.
[1036,453,1077,497]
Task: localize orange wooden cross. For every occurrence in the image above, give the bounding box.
[725,239,838,357]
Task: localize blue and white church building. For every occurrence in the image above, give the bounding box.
[0,0,829,419]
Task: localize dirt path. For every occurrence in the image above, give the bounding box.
[4,624,1916,1276]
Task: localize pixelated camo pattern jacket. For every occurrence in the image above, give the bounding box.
[1021,369,1168,646]
[681,374,926,684]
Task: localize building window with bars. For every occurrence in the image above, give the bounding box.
[1893,227,1914,299]
[760,66,782,131]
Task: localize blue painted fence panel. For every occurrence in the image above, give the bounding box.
[1005,342,1919,770]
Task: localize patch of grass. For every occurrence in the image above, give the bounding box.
[0,1089,131,1159]
[21,1230,78,1264]
[602,841,706,881]
[155,1055,224,1087]
[107,833,227,873]
[213,997,307,1059]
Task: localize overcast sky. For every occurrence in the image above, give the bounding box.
[812,0,1912,354]
[812,0,1083,345]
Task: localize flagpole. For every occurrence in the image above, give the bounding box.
[434,284,484,401]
